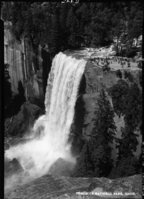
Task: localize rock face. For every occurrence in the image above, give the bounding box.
[4,23,51,104]
[82,61,118,138]
[74,60,141,160]
[49,158,75,177]
[5,103,43,139]
[4,24,25,93]
[5,173,142,199]
[5,158,23,179]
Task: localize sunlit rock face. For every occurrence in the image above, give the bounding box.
[5,52,87,191]
[82,61,118,139]
[4,27,25,93]
[4,24,51,102]
[82,60,141,159]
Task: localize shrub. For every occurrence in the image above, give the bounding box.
[124,71,134,82]
[126,48,138,58]
[103,64,110,72]
[116,70,122,79]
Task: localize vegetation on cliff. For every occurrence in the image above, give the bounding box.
[73,73,142,179]
[109,76,142,178]
[73,89,116,178]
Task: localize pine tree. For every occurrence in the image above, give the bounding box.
[138,71,142,87]
[92,89,116,144]
[116,70,122,79]
[76,3,90,37]
[124,82,142,129]
[59,3,69,51]
[91,89,116,177]
[109,79,129,117]
[111,81,142,179]
[1,2,13,21]
[66,6,77,48]
[50,10,60,57]
[72,140,94,177]
[109,155,139,179]
[116,126,139,162]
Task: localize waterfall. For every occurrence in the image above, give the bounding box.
[5,52,87,179]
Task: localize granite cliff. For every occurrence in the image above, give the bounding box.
[4,22,51,104]
[72,58,141,160]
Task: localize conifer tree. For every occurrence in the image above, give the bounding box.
[110,81,142,179]
[91,89,116,177]
[59,3,69,51]
[109,155,139,178]
[109,79,129,117]
[72,140,94,177]
[124,82,142,129]
[66,6,77,47]
[1,2,13,21]
[116,70,122,79]
[50,10,60,57]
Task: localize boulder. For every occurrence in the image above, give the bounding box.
[49,158,75,177]
[5,103,43,140]
[5,158,23,178]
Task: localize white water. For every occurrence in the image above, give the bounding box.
[5,52,87,180]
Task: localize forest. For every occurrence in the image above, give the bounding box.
[3,1,142,180]
[2,1,143,58]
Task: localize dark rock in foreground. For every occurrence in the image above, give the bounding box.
[49,158,75,177]
[5,103,43,139]
[5,173,142,199]
[5,158,23,178]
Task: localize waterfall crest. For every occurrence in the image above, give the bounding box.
[5,52,87,179]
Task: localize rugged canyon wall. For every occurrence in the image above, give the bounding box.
[83,62,118,138]
[4,22,51,105]
[70,61,119,156]
[72,60,141,160]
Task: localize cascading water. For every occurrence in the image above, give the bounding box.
[5,52,87,181]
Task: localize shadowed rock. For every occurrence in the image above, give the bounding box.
[49,158,75,177]
[5,158,23,178]
[5,103,43,138]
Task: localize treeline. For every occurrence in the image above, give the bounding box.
[72,73,142,178]
[2,2,143,57]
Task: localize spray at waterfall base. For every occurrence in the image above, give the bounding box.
[5,52,87,190]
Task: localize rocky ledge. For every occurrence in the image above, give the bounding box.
[5,173,142,199]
